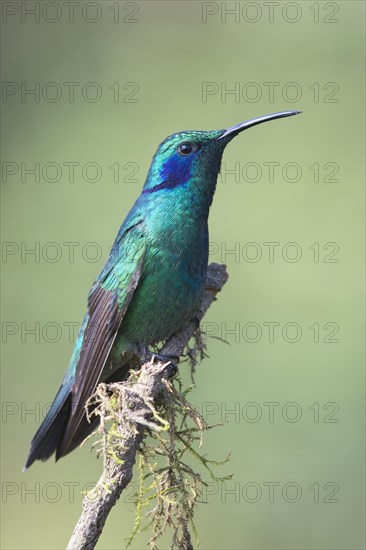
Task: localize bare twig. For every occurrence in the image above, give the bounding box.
[66,263,228,550]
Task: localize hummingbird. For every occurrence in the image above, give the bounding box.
[25,110,300,469]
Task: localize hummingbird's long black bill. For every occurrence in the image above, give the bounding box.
[218,110,301,140]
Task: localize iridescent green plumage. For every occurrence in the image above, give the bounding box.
[25,111,300,468]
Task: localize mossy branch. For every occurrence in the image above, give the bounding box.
[66,263,228,550]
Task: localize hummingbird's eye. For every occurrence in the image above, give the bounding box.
[178,142,193,155]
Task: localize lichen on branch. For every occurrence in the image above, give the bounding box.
[67,263,229,550]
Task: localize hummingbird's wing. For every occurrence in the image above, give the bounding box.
[25,217,147,468]
[56,219,146,458]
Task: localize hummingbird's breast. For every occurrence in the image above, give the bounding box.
[119,215,209,345]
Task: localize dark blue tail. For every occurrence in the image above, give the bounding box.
[24,363,131,469]
[24,384,71,470]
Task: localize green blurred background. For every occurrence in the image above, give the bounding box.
[1,1,365,548]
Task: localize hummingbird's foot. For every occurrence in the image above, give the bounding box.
[142,350,178,379]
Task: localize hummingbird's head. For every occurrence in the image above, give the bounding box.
[142,110,301,200]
